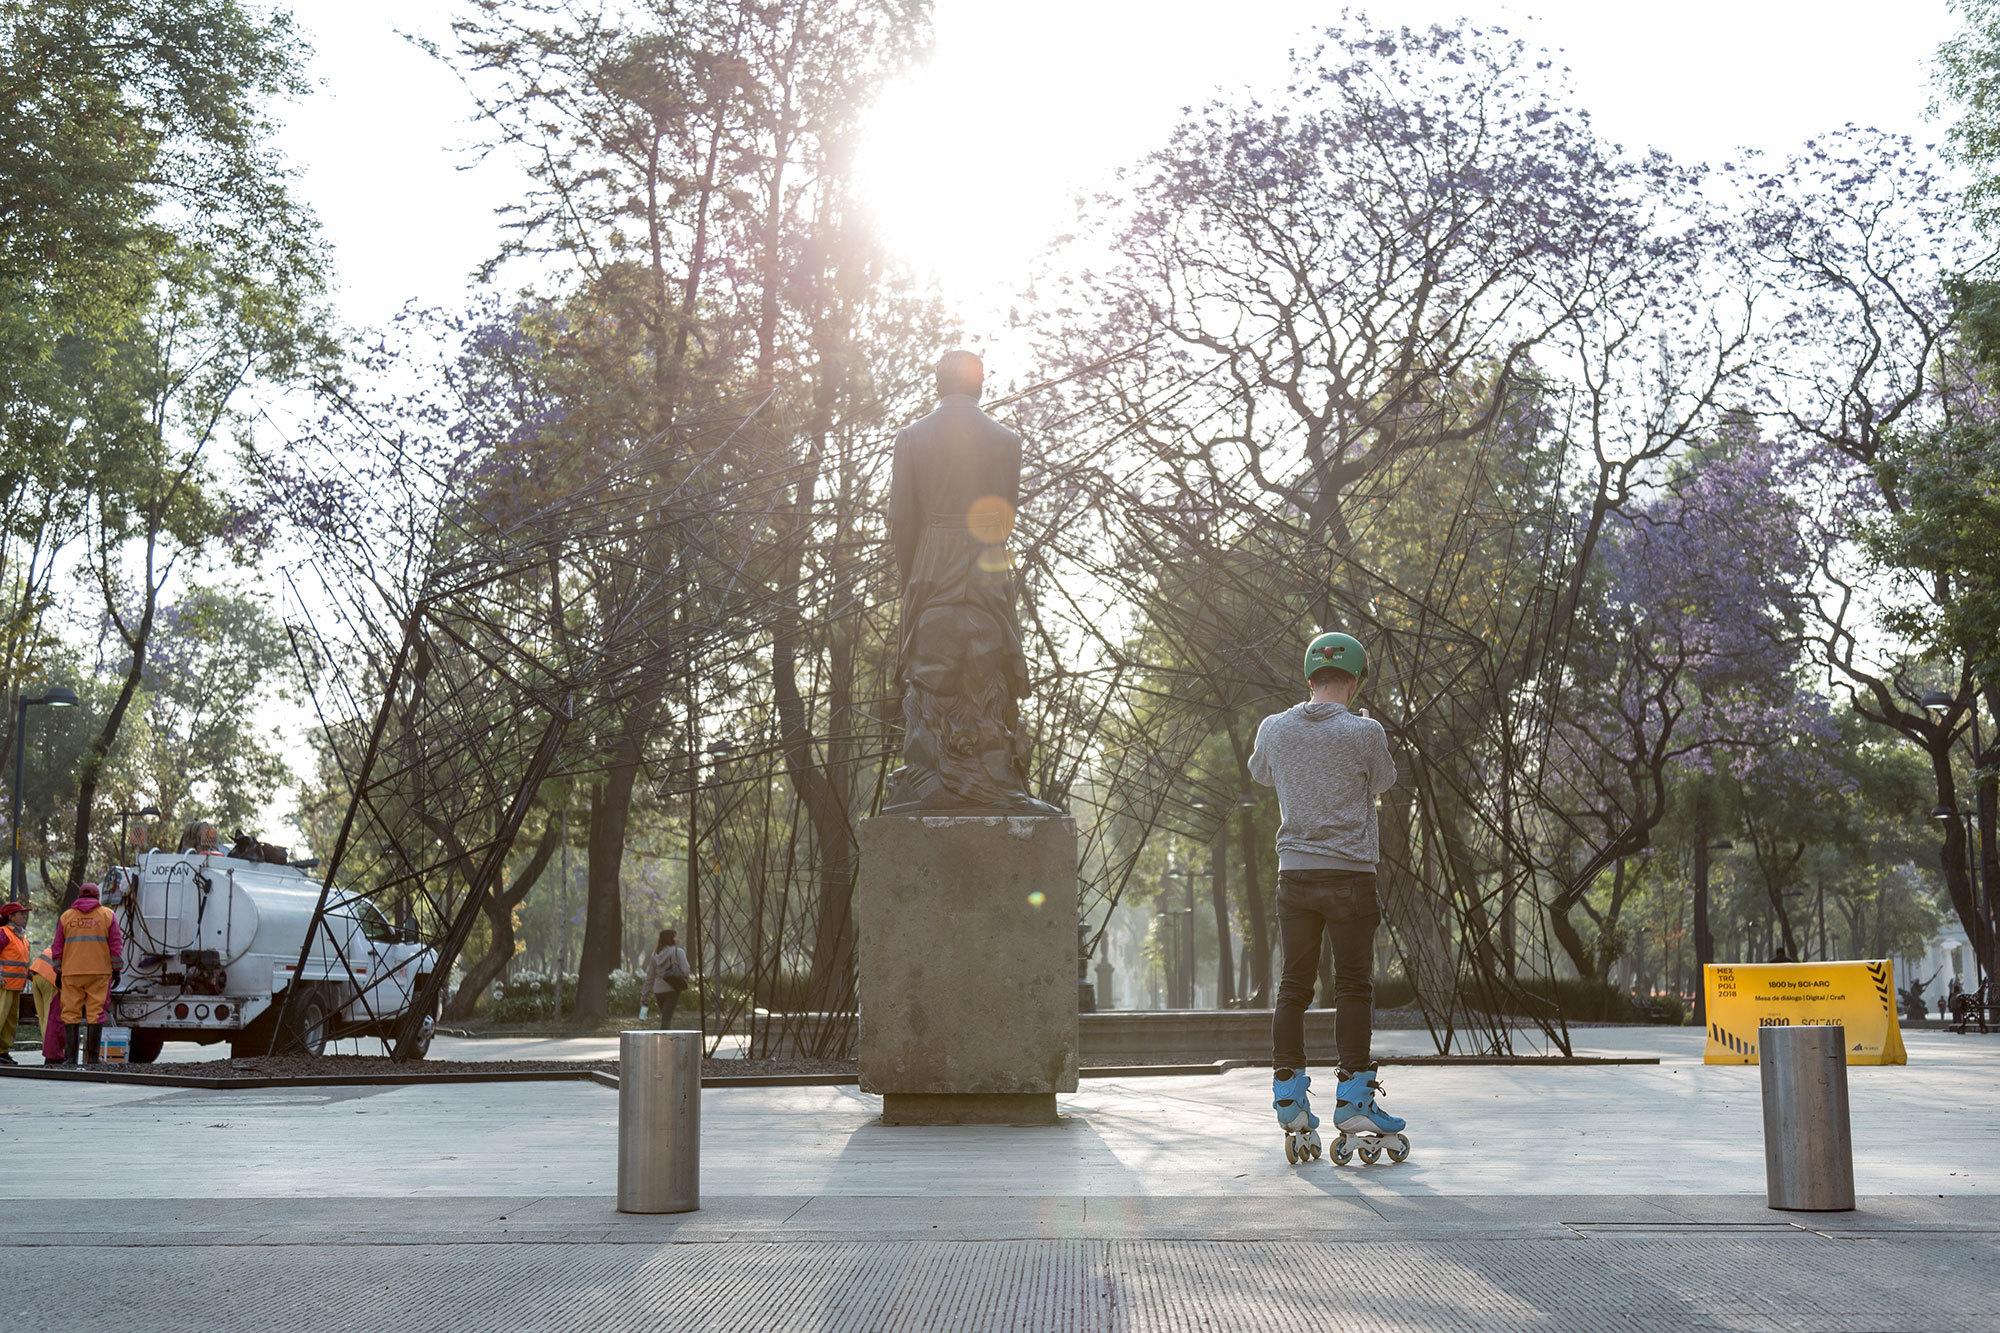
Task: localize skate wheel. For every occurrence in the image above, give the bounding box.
[1359,1144,1382,1164]
[1331,1136,1354,1166]
[1284,1137,1301,1165]
[1386,1135,1410,1164]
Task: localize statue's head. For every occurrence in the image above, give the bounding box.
[937,349,984,400]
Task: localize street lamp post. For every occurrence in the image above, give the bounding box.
[1933,803,1983,994]
[1158,865,1194,1010]
[10,687,78,902]
[115,804,162,865]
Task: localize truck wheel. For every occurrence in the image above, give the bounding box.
[289,990,330,1057]
[128,1028,166,1064]
[399,1011,436,1060]
[393,979,438,1060]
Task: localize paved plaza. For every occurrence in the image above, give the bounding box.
[4,1027,1996,1330]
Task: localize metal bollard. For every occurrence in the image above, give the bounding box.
[617,1030,701,1214]
[1758,1025,1855,1212]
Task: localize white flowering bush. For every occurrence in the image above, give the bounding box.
[484,967,648,1022]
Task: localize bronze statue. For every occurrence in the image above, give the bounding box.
[883,351,1059,815]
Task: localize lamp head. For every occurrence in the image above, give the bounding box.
[1921,689,1956,714]
[1932,804,1957,821]
[37,687,78,708]
[138,805,161,818]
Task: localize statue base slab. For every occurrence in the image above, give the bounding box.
[857,814,1079,1120]
[880,1092,1058,1126]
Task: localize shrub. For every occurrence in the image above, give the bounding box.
[482,967,650,1023]
[1632,992,1688,1025]
[1502,978,1685,1023]
[1325,973,1680,1024]
[1373,975,1417,1009]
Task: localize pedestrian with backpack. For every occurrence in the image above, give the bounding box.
[642,928,692,1027]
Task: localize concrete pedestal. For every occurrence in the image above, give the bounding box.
[857,814,1079,1125]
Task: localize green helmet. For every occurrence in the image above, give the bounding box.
[1303,631,1367,686]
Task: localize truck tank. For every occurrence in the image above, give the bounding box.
[124,851,355,984]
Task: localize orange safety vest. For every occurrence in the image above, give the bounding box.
[28,945,55,986]
[58,906,113,975]
[0,926,27,991]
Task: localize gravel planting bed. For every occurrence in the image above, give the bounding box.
[155,1055,614,1079]
[99,1055,858,1081]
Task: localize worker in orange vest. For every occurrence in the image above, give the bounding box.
[0,902,30,1064]
[51,884,121,1066]
[29,942,59,1063]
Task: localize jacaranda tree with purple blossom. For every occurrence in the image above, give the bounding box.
[1549,433,1834,977]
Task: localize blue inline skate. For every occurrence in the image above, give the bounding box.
[1272,1069,1322,1164]
[1330,1068,1410,1165]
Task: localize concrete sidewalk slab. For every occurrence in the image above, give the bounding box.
[6,1028,1989,1200]
[11,1027,1995,1329]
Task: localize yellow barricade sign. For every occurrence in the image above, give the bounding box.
[1703,961,1906,1064]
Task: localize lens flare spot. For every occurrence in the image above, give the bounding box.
[1026,890,1046,908]
[967,495,1015,543]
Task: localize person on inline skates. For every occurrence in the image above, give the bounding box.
[1249,631,1408,1164]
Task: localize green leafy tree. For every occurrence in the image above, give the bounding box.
[122,587,296,835]
[65,244,331,891]
[430,0,938,1025]
[0,0,328,885]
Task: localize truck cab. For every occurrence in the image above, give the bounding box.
[105,845,438,1062]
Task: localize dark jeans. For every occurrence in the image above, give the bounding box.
[1272,867,1380,1073]
[649,989,682,1027]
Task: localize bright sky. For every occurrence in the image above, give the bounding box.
[280,0,1959,341]
[254,0,1959,839]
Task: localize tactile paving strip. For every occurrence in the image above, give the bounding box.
[37,1230,2000,1331]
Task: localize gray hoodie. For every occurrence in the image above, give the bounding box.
[1248,701,1397,872]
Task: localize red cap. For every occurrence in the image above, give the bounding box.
[0,902,27,917]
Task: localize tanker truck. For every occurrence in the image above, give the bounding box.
[100,835,439,1063]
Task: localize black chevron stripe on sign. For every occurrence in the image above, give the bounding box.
[1868,962,1890,1007]
[1709,1023,1755,1057]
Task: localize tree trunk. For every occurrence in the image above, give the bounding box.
[774,362,856,1020]
[1874,880,1888,960]
[1547,884,1596,980]
[67,543,160,892]
[1981,682,2000,978]
[775,613,854,1012]
[1764,840,1805,960]
[575,729,644,1022]
[1926,741,1989,974]
[445,818,561,1021]
[1208,820,1233,1006]
[1379,786,1454,1020]
[1590,859,1628,982]
[1225,720,1270,1004]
